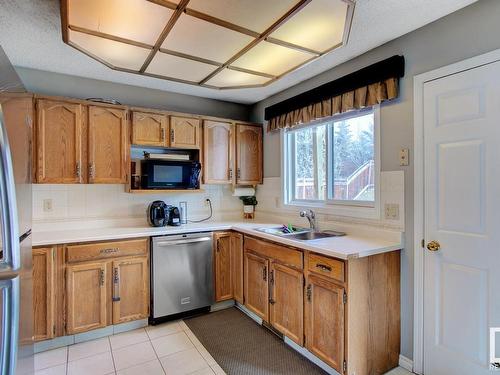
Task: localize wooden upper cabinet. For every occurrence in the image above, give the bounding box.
[235,124,263,185]
[112,257,149,324]
[214,232,233,302]
[305,274,345,372]
[33,247,55,342]
[231,232,244,304]
[131,111,168,147]
[66,261,108,334]
[170,116,201,149]
[244,251,269,321]
[88,105,128,183]
[269,262,304,345]
[36,99,84,183]
[203,121,233,184]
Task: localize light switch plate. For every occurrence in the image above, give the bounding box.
[384,203,399,220]
[399,148,409,166]
[43,199,53,212]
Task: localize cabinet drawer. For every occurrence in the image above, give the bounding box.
[66,238,148,263]
[244,237,302,270]
[307,253,344,282]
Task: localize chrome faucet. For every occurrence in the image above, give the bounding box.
[300,209,318,231]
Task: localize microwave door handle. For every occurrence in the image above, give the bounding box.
[0,108,20,272]
[0,278,20,375]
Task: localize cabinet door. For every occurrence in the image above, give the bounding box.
[112,257,149,324]
[170,116,201,149]
[231,232,244,304]
[214,232,232,302]
[131,111,168,147]
[88,105,128,183]
[270,262,303,345]
[33,247,55,341]
[244,251,269,321]
[305,274,345,372]
[66,262,108,334]
[235,124,262,185]
[36,99,83,183]
[203,121,233,184]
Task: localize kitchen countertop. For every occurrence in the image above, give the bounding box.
[32,221,403,260]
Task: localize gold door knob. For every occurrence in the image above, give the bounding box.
[426,240,441,252]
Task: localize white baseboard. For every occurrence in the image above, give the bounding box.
[235,302,263,325]
[399,355,413,372]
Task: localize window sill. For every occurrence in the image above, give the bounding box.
[283,200,381,220]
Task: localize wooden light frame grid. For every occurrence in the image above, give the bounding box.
[61,0,355,90]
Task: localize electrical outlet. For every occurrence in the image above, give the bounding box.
[43,199,53,212]
[399,148,409,166]
[203,196,212,206]
[384,203,399,220]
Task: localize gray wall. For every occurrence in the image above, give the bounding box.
[15,67,251,121]
[250,0,500,360]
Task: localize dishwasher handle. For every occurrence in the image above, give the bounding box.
[155,237,212,247]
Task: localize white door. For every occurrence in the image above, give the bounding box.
[423,60,500,374]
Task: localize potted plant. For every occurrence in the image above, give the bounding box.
[239,196,258,219]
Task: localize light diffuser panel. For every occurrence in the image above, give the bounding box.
[68,30,151,70]
[187,0,298,33]
[68,0,172,45]
[206,68,271,88]
[162,14,253,63]
[231,41,312,76]
[270,0,348,52]
[146,52,218,82]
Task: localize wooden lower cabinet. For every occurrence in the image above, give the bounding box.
[214,232,232,302]
[112,257,149,324]
[269,262,304,345]
[66,261,108,334]
[33,247,55,341]
[230,232,244,304]
[244,251,269,321]
[305,274,345,373]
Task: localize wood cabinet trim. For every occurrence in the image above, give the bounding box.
[33,247,56,341]
[66,238,148,263]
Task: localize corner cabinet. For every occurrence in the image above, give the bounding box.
[35,99,84,183]
[235,124,263,185]
[88,105,128,183]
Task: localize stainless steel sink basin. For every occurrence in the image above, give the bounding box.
[255,226,311,236]
[287,230,346,241]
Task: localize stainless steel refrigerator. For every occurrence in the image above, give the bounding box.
[0,46,33,375]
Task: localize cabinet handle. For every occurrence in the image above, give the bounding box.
[262,265,267,281]
[99,269,105,287]
[170,129,175,143]
[161,128,166,142]
[228,168,232,179]
[89,162,95,178]
[99,248,118,254]
[237,168,241,179]
[269,270,275,304]
[112,267,120,302]
[216,239,220,252]
[306,284,312,302]
[315,263,332,272]
[76,162,81,178]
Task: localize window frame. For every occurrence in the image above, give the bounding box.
[281,105,381,219]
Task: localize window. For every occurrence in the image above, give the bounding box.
[283,107,379,211]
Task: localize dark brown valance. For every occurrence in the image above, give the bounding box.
[265,55,404,131]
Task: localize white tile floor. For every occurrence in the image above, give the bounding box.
[34,319,413,375]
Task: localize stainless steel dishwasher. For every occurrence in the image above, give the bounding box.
[150,232,214,324]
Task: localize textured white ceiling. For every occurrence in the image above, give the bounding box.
[0,0,477,104]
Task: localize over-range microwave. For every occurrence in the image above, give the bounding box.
[141,159,201,190]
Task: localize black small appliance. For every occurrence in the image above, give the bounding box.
[148,200,169,227]
[167,206,181,226]
[141,159,201,190]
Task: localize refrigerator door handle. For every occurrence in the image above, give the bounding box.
[0,277,20,375]
[0,107,20,271]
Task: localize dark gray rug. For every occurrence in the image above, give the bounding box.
[184,307,327,375]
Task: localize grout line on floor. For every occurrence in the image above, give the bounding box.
[108,337,117,375]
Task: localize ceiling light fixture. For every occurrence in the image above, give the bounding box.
[61,0,354,90]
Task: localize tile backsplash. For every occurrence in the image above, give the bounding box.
[32,184,242,224]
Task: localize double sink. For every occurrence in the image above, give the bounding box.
[255,226,345,241]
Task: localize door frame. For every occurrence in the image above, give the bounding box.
[413,48,500,374]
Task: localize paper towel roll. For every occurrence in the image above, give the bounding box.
[232,187,256,197]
